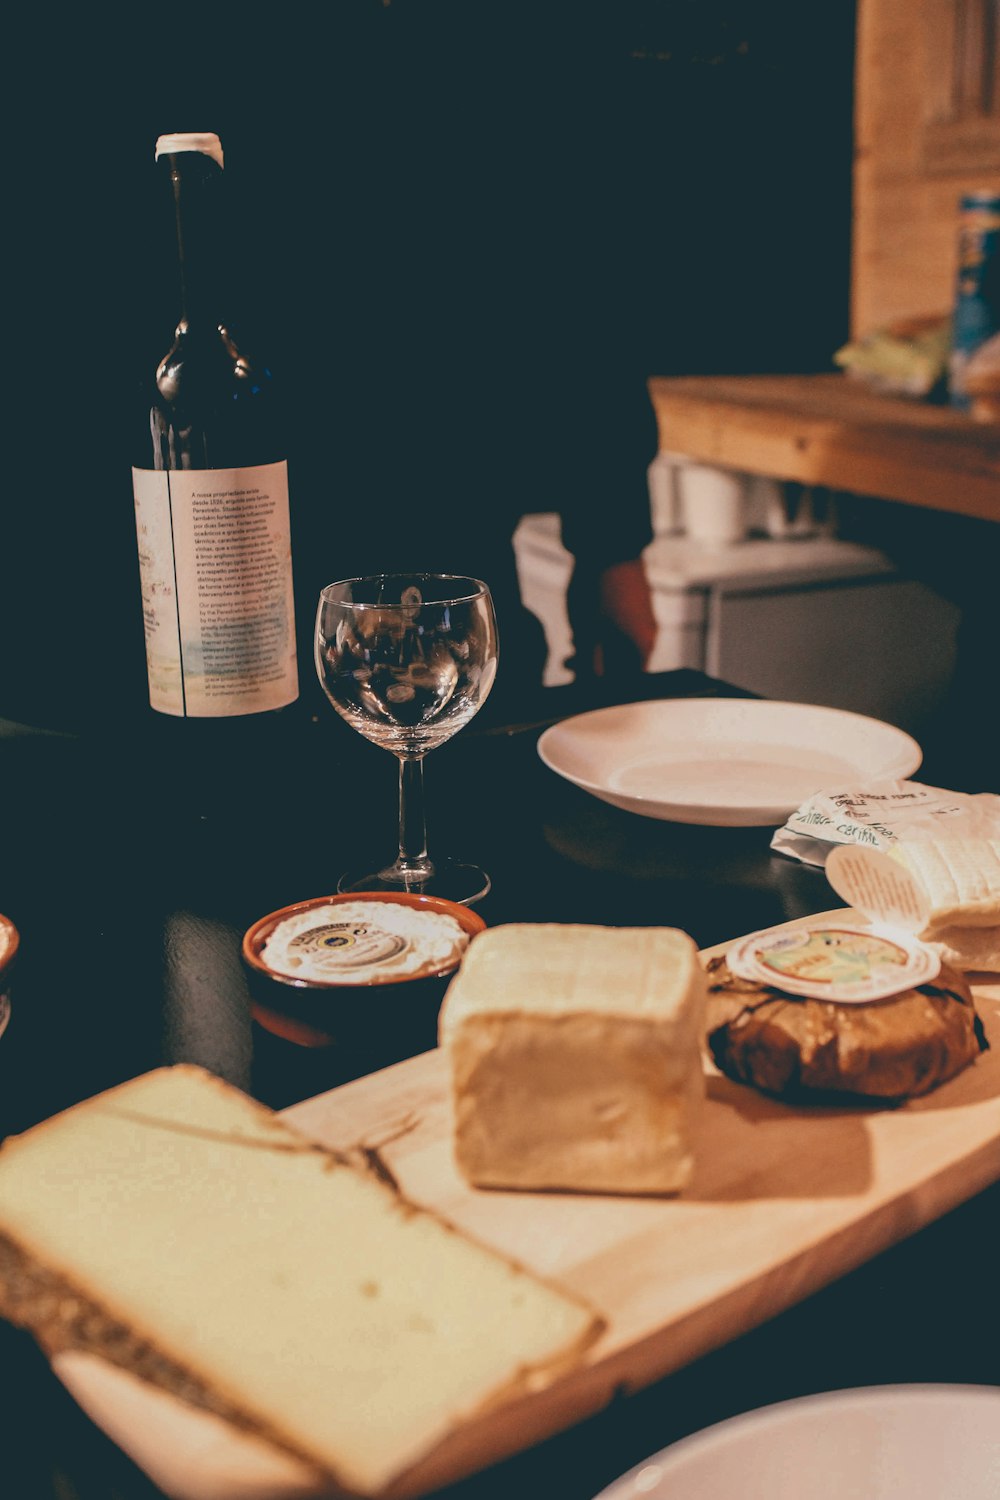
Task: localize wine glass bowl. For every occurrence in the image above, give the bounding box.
[316,575,498,902]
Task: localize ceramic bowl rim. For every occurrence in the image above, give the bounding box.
[0,912,19,980]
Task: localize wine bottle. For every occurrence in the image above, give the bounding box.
[132,132,298,723]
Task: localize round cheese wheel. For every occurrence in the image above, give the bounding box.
[705,955,988,1101]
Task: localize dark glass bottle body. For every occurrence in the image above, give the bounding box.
[133,139,299,745]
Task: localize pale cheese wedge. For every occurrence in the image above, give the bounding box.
[886,838,1000,973]
[0,1065,602,1497]
[439,924,707,1195]
[894,837,1000,930]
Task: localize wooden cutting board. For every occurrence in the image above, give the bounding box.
[53,912,1000,1499]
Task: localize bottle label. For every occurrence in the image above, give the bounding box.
[132,461,298,716]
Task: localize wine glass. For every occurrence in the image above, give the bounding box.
[315,574,499,903]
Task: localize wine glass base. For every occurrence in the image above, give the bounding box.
[337,858,491,907]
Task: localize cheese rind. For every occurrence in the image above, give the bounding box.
[439,924,707,1195]
[0,1065,602,1497]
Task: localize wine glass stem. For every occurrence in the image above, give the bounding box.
[396,755,432,878]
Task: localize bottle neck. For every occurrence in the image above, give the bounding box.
[160,149,225,331]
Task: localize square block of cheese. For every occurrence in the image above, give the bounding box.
[439,924,707,1195]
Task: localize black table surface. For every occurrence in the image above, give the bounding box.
[1,671,997,1500]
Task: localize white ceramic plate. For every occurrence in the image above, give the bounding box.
[593,1384,1000,1500]
[537,698,922,827]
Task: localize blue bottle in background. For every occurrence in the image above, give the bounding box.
[949,191,1000,411]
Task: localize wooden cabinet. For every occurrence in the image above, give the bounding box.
[650,1,1000,520]
[853,0,1000,336]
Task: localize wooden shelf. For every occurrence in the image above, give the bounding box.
[647,374,1000,523]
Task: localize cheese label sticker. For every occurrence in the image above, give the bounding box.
[727,920,940,1003]
[286,921,408,975]
[824,844,932,934]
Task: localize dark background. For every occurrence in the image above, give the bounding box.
[1,1,858,732]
